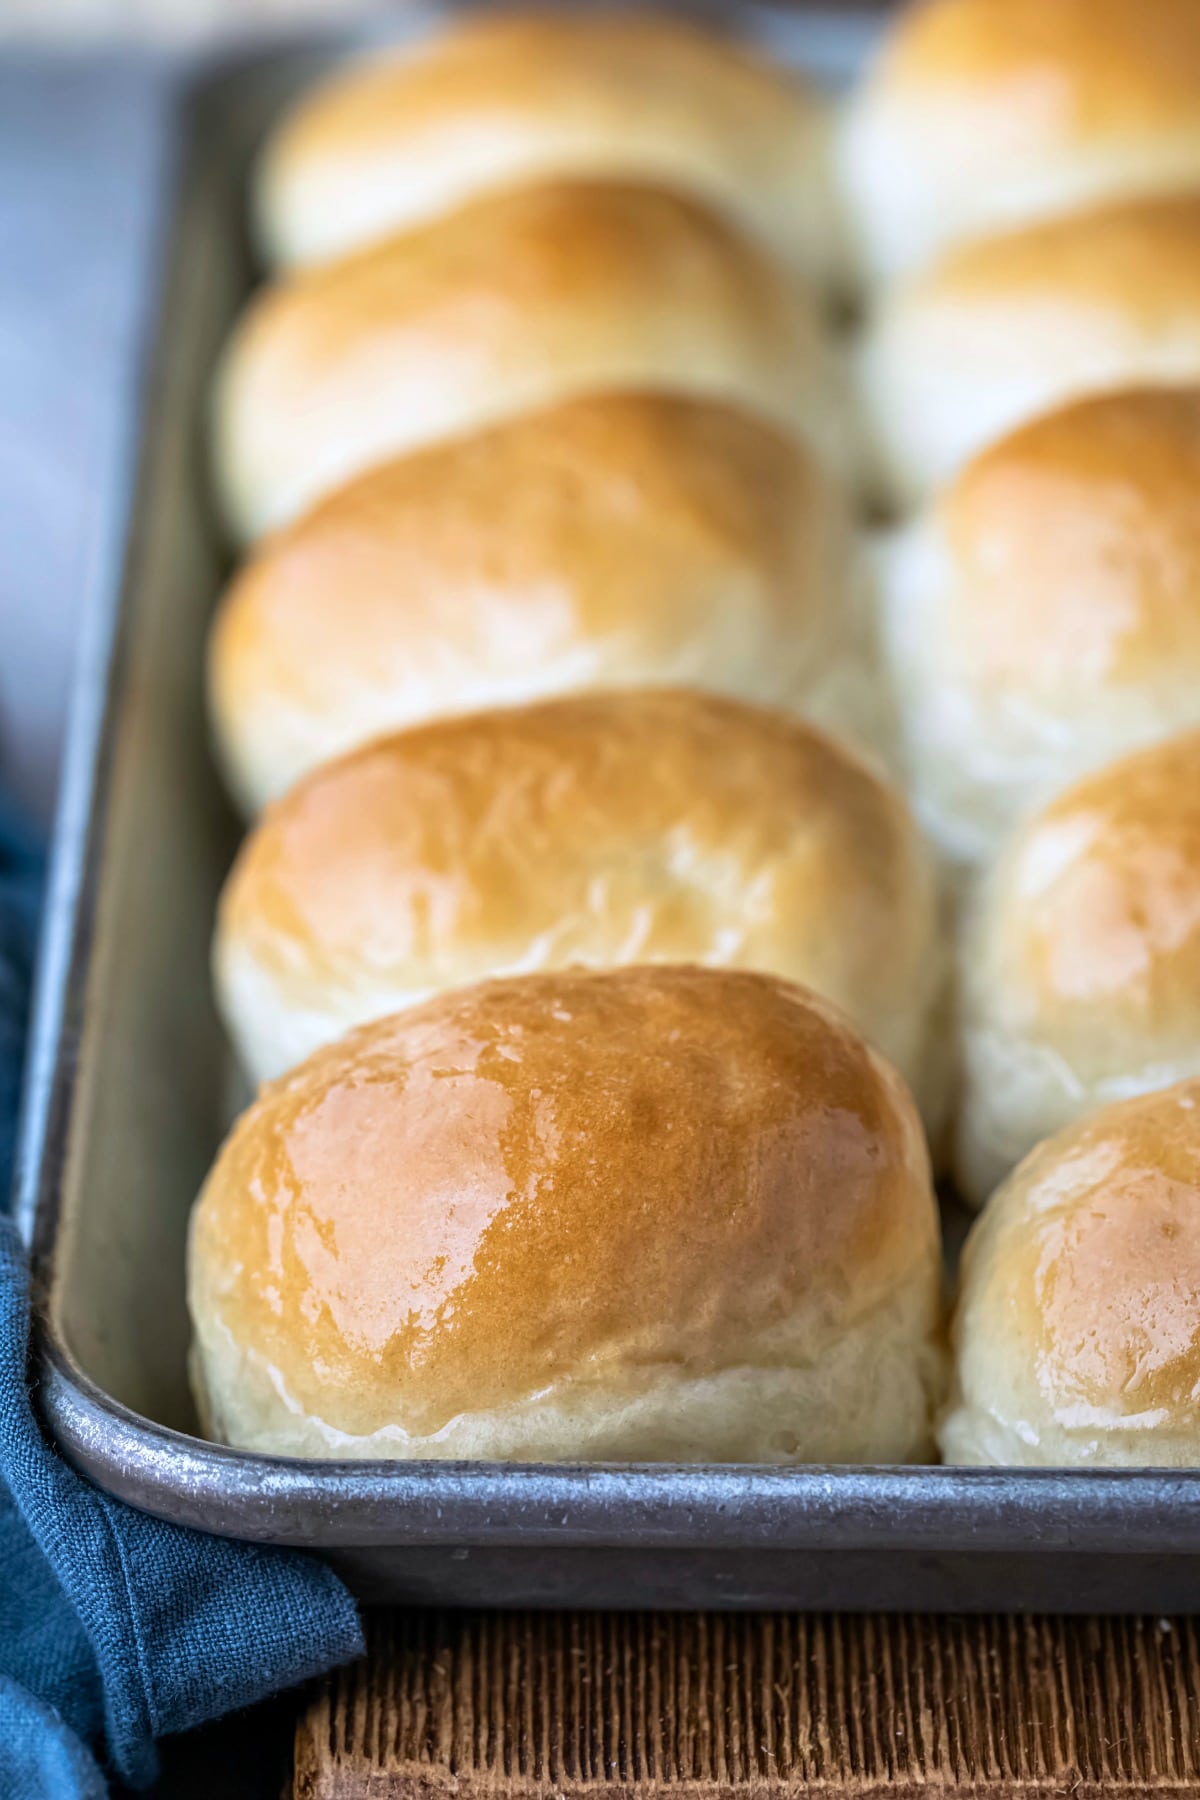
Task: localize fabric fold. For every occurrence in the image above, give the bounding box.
[0,796,363,1792]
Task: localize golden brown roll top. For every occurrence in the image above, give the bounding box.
[213,180,855,542]
[942,1078,1200,1465]
[956,730,1200,1208]
[208,391,885,813]
[842,0,1200,285]
[214,689,943,1109]
[257,10,842,286]
[861,196,1200,509]
[188,965,945,1464]
[877,388,1200,868]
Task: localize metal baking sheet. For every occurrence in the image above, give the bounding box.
[19,5,1200,1612]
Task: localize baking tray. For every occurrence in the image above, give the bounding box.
[18,4,1200,1613]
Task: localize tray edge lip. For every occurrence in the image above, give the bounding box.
[35,1314,1200,1552]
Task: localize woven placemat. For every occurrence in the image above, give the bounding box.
[293,1610,1200,1797]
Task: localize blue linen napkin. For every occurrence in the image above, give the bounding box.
[0,795,364,1795]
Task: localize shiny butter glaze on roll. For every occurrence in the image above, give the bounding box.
[943,1078,1200,1465]
[189,965,945,1464]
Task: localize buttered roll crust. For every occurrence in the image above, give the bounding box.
[214,180,856,542]
[942,1079,1200,1465]
[214,690,943,1109]
[209,392,885,814]
[842,0,1200,286]
[189,965,945,1465]
[956,730,1200,1207]
[257,10,843,286]
[877,389,1200,869]
[861,196,1200,509]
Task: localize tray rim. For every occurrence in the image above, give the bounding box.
[34,1328,1200,1551]
[19,14,1200,1568]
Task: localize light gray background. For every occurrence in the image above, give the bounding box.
[0,55,170,823]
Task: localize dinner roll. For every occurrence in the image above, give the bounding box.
[213,180,854,542]
[942,1079,1200,1465]
[956,731,1200,1208]
[861,196,1200,510]
[877,389,1200,868]
[188,965,945,1463]
[841,0,1200,286]
[257,11,842,286]
[209,392,886,813]
[214,689,943,1109]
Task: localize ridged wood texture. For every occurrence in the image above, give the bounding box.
[293,1611,1200,1797]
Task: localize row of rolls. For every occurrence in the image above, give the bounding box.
[188,0,1200,1470]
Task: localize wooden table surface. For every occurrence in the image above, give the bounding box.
[290,1610,1200,1799]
